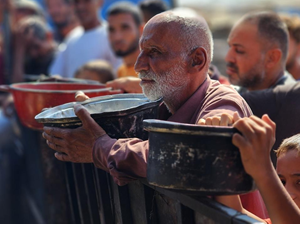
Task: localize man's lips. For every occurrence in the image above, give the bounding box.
[140,78,155,85]
[226,66,237,75]
[113,42,126,49]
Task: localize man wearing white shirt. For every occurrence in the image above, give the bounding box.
[49,0,121,78]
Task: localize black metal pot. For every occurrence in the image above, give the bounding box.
[144,119,256,195]
[35,94,161,140]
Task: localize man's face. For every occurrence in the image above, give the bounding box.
[73,0,101,27]
[46,0,72,28]
[225,22,267,89]
[276,149,300,208]
[134,22,189,102]
[108,13,140,57]
[286,34,298,70]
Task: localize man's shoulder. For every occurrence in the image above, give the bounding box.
[207,79,242,97]
[203,79,253,116]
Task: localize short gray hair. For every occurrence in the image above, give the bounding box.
[162,10,213,62]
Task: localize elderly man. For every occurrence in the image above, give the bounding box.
[43,11,268,218]
[226,11,295,92]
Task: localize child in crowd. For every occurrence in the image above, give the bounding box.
[74,60,115,84]
[215,114,300,223]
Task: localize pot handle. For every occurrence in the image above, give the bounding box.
[0,85,11,92]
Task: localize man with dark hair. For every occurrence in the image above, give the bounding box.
[49,0,121,78]
[280,14,300,80]
[138,0,168,23]
[45,0,82,43]
[106,2,143,78]
[226,11,295,92]
[12,16,56,83]
[226,12,299,165]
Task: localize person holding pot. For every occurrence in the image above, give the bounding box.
[43,11,268,218]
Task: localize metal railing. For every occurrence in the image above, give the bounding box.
[64,162,261,224]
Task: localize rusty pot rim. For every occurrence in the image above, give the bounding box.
[143,119,237,137]
[7,82,112,94]
[35,94,162,124]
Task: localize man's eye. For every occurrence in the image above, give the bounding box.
[235,49,245,54]
[296,180,300,185]
[280,179,286,186]
[151,49,160,54]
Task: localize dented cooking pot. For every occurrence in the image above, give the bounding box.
[0,82,122,130]
[36,94,162,140]
[144,119,256,195]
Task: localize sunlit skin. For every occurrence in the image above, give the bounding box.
[225,22,267,90]
[277,149,300,209]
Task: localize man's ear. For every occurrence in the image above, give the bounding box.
[265,48,282,69]
[188,47,207,73]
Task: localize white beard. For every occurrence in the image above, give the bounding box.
[138,61,188,112]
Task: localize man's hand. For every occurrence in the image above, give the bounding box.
[197,112,240,126]
[75,91,90,102]
[232,114,276,179]
[106,77,142,93]
[42,104,106,163]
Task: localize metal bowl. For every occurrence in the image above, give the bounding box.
[144,119,256,195]
[35,94,161,140]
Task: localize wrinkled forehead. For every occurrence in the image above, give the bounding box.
[140,20,181,46]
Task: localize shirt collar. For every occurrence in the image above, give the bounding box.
[167,75,210,123]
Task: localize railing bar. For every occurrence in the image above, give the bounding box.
[81,163,94,223]
[142,180,261,224]
[64,163,76,223]
[72,163,84,223]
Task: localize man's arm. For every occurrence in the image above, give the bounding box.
[106,77,142,93]
[42,103,148,186]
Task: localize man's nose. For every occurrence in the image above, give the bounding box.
[225,48,235,64]
[134,51,149,73]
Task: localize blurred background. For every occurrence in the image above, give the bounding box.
[4,0,300,75]
[1,0,300,223]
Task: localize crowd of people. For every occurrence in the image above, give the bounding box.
[1,0,300,223]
